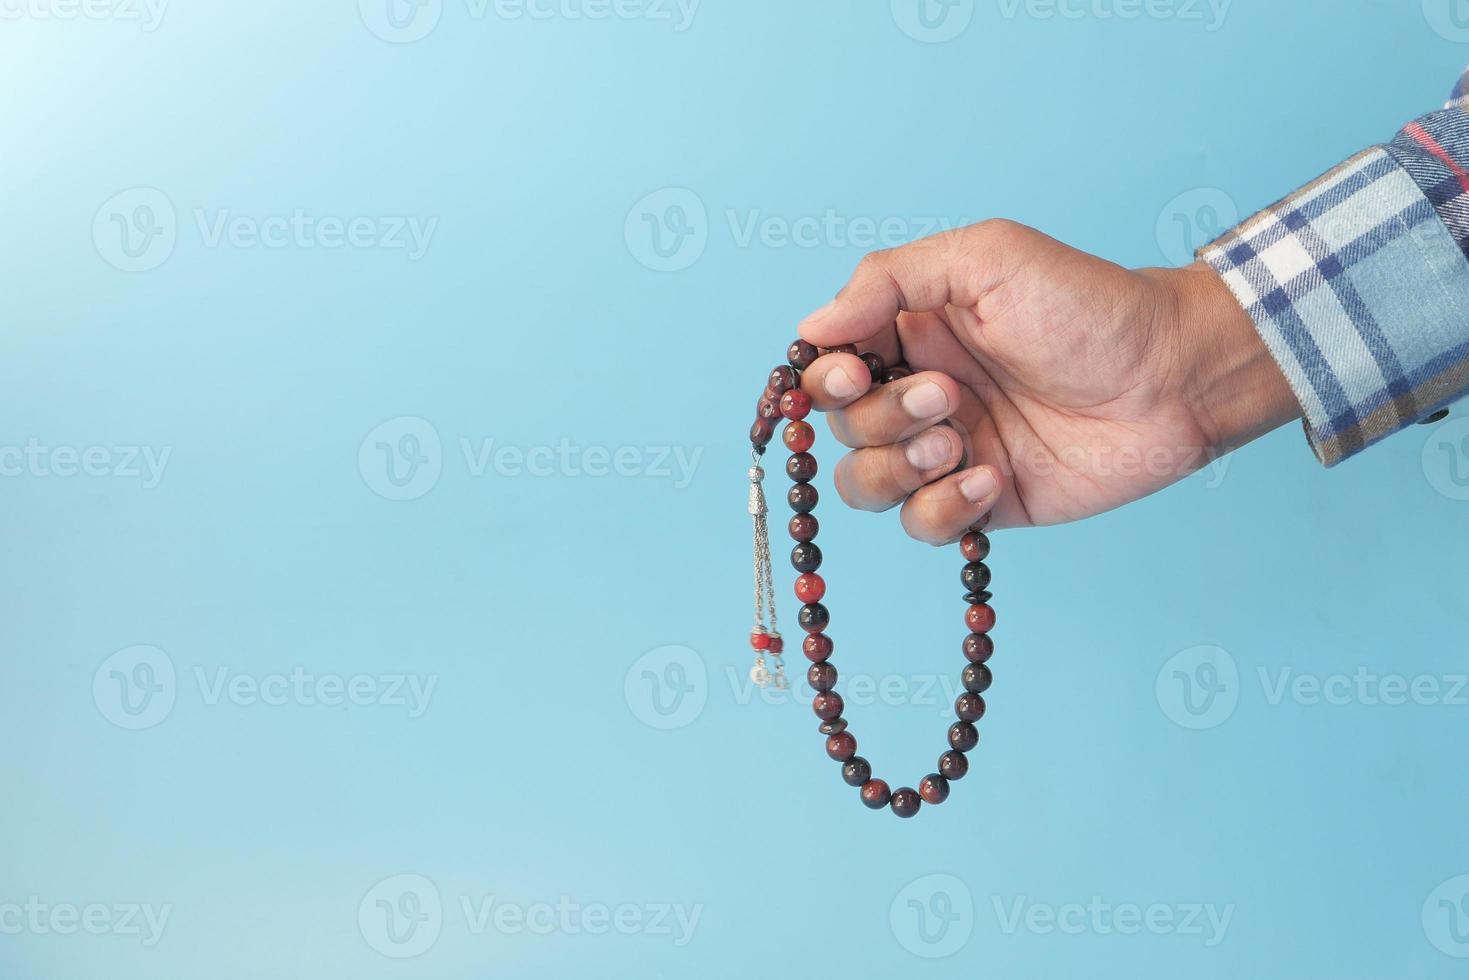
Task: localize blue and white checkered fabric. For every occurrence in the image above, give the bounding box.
[1201,70,1469,465]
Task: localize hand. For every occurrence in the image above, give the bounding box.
[796,219,1300,540]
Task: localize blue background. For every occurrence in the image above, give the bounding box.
[4,1,1469,977]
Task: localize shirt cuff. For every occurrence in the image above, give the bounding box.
[1198,148,1469,465]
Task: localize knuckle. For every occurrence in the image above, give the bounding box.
[899,497,951,547]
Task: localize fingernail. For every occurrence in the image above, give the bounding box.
[804,300,837,324]
[824,365,860,400]
[905,430,954,471]
[961,467,997,503]
[900,381,950,420]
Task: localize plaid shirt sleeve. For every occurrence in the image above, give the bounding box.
[1198,68,1469,466]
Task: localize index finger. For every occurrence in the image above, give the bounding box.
[795,222,1015,349]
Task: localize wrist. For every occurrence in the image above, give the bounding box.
[1153,261,1301,454]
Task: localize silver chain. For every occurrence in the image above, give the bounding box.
[748,451,784,689]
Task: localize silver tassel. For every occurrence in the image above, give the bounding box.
[748,453,785,690]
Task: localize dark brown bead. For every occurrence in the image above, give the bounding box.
[750,417,776,448]
[962,663,992,694]
[788,483,818,513]
[860,352,885,381]
[786,452,817,483]
[757,391,782,420]
[768,365,797,396]
[861,779,891,809]
[812,692,844,721]
[880,367,913,384]
[963,591,993,605]
[787,339,820,370]
[825,731,857,761]
[965,603,996,634]
[818,717,847,735]
[842,756,872,787]
[791,542,822,573]
[938,750,969,781]
[919,774,950,804]
[960,531,990,562]
[963,633,994,663]
[955,693,986,722]
[961,562,991,593]
[890,787,921,818]
[803,633,834,662]
[948,721,979,752]
[807,662,837,692]
[789,513,819,542]
[798,602,830,633]
[827,344,858,356]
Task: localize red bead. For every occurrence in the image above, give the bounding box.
[860,779,891,809]
[768,634,783,654]
[783,421,815,453]
[795,573,826,603]
[812,692,844,721]
[788,514,818,542]
[826,732,857,761]
[779,389,812,421]
[919,774,950,805]
[960,531,990,562]
[750,417,776,448]
[827,344,858,355]
[965,603,996,634]
[803,633,833,662]
[750,630,770,651]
